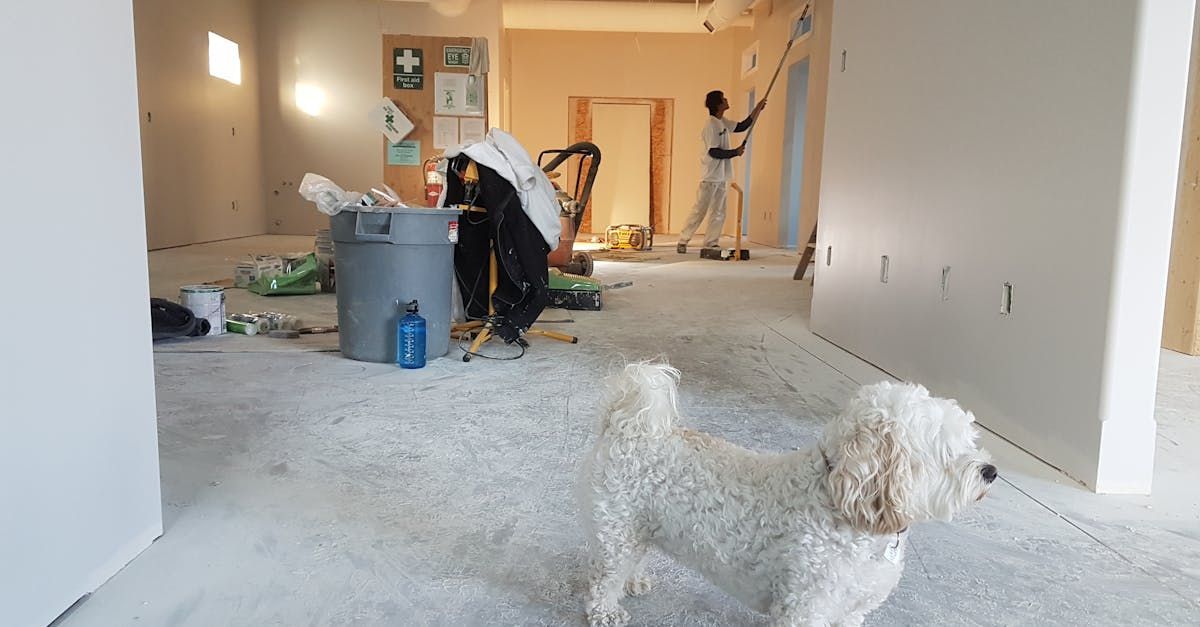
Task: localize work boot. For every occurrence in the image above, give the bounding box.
[676,243,687,254]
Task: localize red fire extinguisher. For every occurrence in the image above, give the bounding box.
[423,157,444,207]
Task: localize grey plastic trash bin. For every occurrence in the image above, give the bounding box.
[330,206,461,363]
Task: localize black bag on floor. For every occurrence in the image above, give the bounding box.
[151,298,211,341]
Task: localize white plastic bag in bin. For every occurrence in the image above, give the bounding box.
[299,173,361,216]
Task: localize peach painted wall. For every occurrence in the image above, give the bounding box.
[507,29,741,234]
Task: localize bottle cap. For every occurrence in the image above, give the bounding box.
[406,299,419,314]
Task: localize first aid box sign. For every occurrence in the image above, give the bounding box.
[393,48,424,90]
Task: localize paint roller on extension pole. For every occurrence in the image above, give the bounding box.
[738,2,811,150]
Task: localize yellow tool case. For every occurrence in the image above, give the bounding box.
[605,224,654,251]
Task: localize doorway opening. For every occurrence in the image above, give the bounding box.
[780,58,810,248]
[568,97,674,235]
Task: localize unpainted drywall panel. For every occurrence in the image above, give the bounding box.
[134,0,266,249]
[591,103,653,229]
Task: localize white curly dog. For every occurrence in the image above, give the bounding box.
[579,362,996,626]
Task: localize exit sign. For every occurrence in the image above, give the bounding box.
[444,46,471,67]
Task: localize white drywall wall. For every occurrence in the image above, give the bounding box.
[0,1,163,624]
[812,0,1194,492]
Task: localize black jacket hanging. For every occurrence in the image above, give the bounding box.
[445,157,551,342]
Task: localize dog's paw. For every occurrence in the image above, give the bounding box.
[586,606,630,627]
[624,575,653,597]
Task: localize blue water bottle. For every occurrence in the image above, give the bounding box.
[397,299,426,369]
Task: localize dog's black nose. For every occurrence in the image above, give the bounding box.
[981,464,998,483]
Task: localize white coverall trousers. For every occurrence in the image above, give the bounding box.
[677,181,728,248]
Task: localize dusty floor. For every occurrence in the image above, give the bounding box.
[61,235,1200,626]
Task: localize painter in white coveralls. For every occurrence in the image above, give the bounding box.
[676,90,765,253]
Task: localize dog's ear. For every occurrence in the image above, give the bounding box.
[826,417,913,535]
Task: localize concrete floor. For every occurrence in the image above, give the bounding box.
[61,235,1199,626]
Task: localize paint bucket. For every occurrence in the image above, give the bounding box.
[179,284,225,336]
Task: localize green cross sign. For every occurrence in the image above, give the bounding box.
[393,48,424,90]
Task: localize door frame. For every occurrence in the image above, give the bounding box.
[780,58,811,248]
[568,97,674,234]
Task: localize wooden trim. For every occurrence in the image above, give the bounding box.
[568,97,673,235]
[1162,22,1200,355]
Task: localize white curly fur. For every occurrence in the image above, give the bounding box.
[579,362,995,627]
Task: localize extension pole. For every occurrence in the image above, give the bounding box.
[740,3,810,148]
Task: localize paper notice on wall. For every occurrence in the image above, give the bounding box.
[387,140,421,166]
[433,116,460,149]
[459,117,486,146]
[369,98,414,144]
[464,74,484,117]
[434,72,467,115]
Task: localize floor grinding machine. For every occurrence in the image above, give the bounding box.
[540,142,605,310]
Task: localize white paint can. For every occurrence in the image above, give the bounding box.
[180,284,226,336]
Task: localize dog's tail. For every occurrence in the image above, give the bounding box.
[600,361,681,438]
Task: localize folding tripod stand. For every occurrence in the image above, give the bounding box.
[448,161,577,362]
